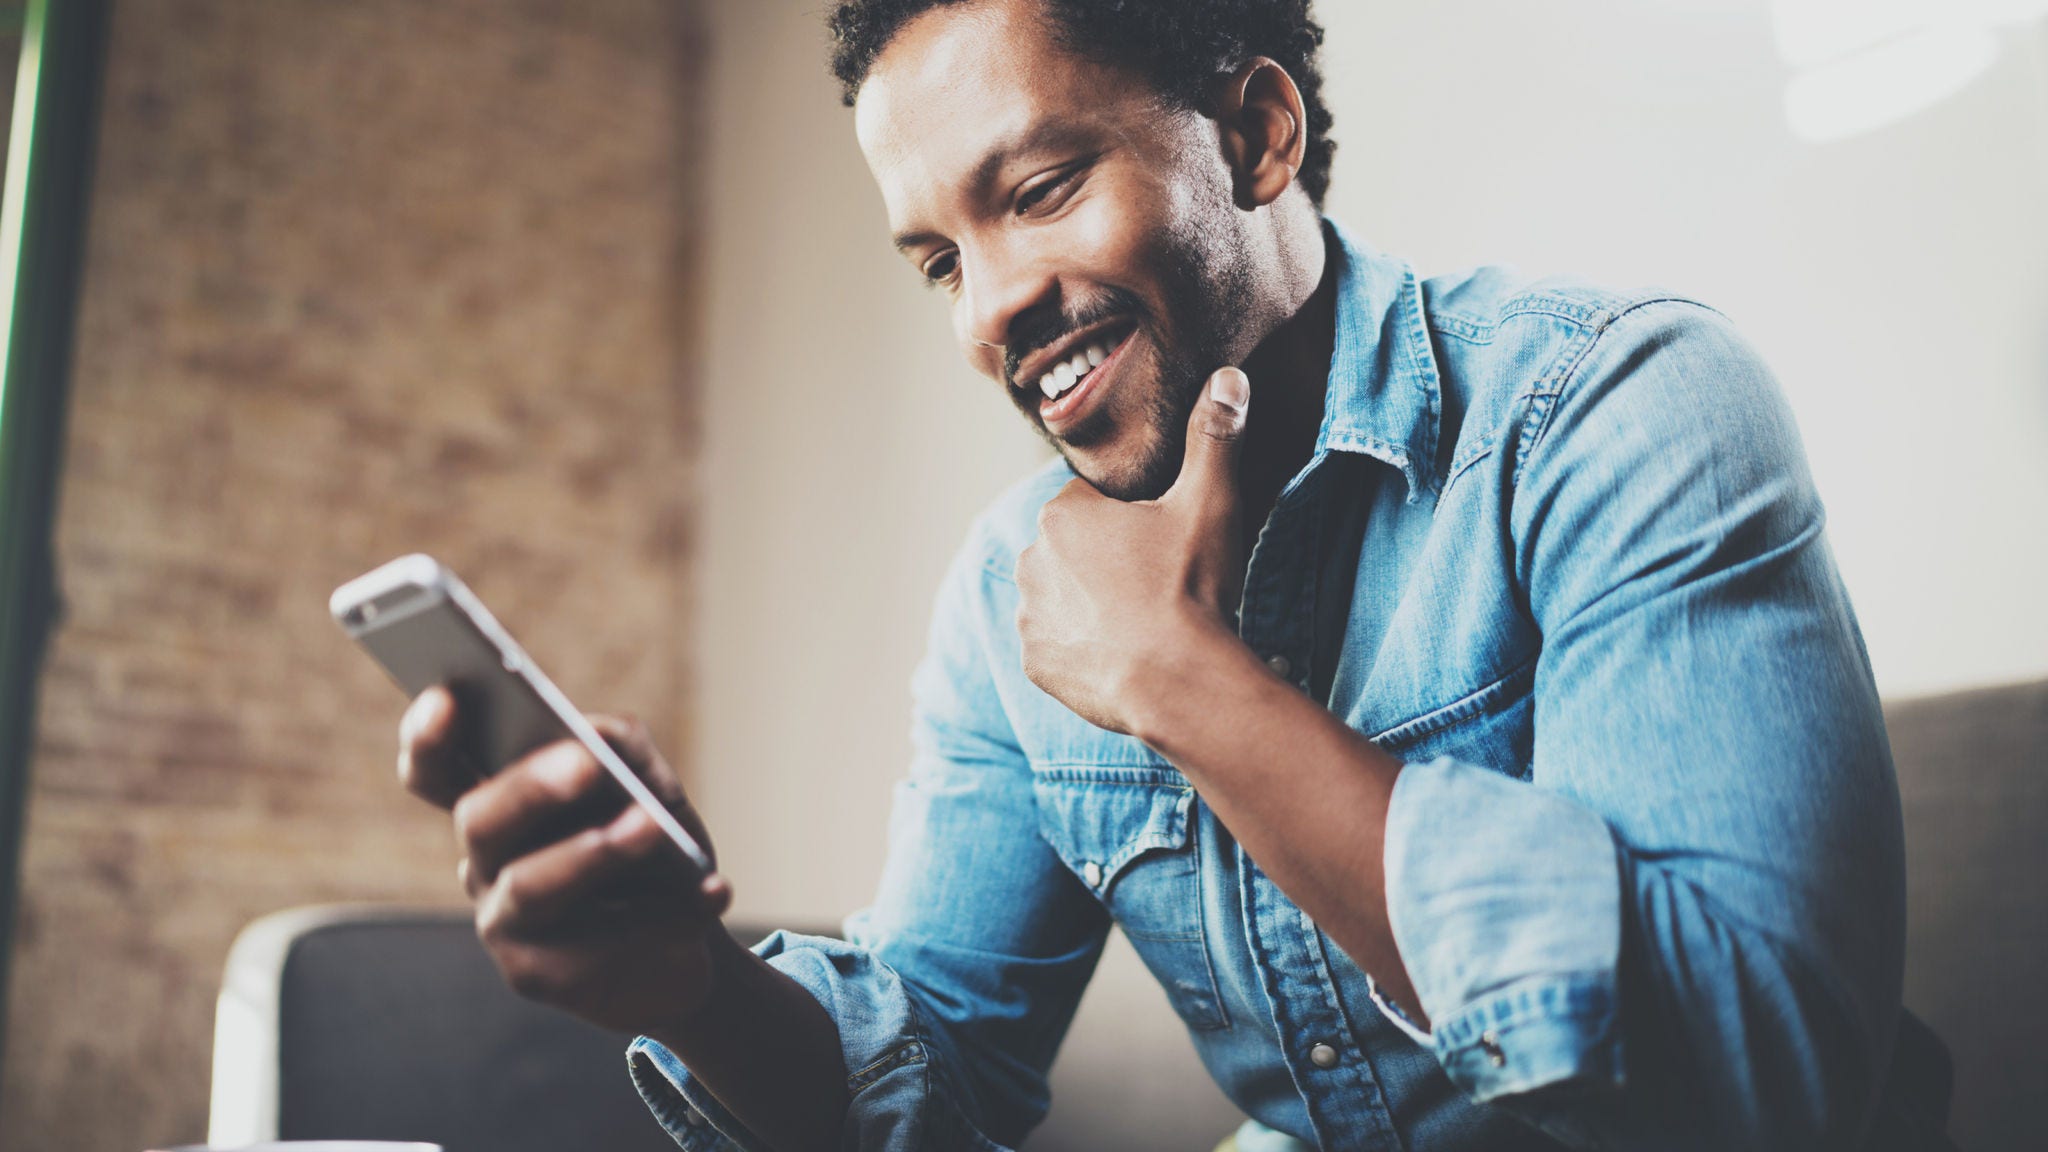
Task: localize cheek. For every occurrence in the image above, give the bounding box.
[1062,198,1137,273]
[1059,176,1181,289]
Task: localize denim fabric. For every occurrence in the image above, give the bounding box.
[630,222,1905,1151]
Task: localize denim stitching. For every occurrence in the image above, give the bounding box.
[847,1038,928,1091]
[1369,654,1538,749]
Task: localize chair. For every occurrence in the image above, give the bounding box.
[207,904,687,1152]
[1885,677,2048,1151]
[209,902,1238,1151]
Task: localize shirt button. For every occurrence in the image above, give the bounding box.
[1479,1030,1507,1067]
[1265,653,1292,679]
[1309,1043,1339,1069]
[1081,861,1103,889]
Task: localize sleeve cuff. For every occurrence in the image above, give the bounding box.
[628,1033,757,1152]
[1385,756,1627,1102]
[626,930,1010,1151]
[1365,971,1433,1047]
[1428,972,1622,1101]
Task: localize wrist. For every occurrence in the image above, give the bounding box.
[1124,612,1261,750]
[646,923,749,1053]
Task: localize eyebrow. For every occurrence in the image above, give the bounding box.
[890,119,1100,254]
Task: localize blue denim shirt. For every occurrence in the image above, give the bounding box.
[628,223,1906,1151]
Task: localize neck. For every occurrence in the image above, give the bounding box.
[1235,225,1338,553]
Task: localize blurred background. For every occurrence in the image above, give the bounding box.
[0,1,2041,1150]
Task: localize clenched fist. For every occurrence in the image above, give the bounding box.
[1015,366,1253,735]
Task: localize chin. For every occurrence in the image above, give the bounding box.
[1059,433,1180,503]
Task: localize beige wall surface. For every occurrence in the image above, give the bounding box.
[689,0,1048,925]
[0,2,702,1149]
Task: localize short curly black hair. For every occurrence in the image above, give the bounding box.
[827,0,1337,207]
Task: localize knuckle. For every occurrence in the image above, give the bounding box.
[529,744,596,800]
[475,900,509,948]
[494,862,534,920]
[499,949,559,1002]
[449,789,485,846]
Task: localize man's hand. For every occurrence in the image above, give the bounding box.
[397,686,735,1036]
[1015,366,1253,735]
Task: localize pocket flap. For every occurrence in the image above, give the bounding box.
[1031,768,1195,894]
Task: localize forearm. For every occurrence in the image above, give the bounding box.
[645,927,851,1152]
[1129,622,1426,1026]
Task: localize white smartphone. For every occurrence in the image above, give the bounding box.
[330,554,712,873]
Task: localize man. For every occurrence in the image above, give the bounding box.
[397,1,1926,1148]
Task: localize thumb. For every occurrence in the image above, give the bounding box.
[1169,366,1250,504]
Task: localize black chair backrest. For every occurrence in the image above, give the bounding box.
[1886,678,2048,1152]
[273,913,681,1152]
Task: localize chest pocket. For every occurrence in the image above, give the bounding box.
[1031,766,1230,1031]
[1366,658,1538,781]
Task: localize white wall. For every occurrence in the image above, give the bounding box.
[693,0,2048,922]
[690,0,1046,923]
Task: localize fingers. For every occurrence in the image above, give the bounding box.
[397,687,477,811]
[476,818,735,1023]
[1167,366,1251,505]
[586,712,680,803]
[452,739,618,885]
[588,711,716,865]
[478,804,732,940]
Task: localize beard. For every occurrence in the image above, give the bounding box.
[1002,217,1256,502]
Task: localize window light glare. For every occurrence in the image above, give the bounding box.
[1773,0,1945,70]
[1785,24,2001,142]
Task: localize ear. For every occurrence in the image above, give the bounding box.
[1212,58,1308,211]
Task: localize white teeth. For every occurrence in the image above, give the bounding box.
[1036,337,1119,403]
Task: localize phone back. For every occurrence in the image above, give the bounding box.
[333,557,564,774]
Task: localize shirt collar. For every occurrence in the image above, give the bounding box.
[1315,218,1443,503]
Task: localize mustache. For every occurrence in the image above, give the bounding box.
[1002,287,1148,388]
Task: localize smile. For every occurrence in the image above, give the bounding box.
[1029,323,1136,428]
[1037,335,1113,400]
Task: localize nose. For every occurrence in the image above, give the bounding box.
[957,240,1058,363]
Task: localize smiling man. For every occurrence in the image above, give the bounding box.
[394,1,1933,1150]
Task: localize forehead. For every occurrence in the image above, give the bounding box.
[853,0,1162,223]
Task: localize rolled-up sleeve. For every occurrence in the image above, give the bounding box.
[630,517,1109,1150]
[1383,302,1905,1150]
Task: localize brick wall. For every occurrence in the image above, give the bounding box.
[0,2,703,1147]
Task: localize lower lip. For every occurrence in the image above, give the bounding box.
[1039,331,1134,429]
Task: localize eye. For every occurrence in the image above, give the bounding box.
[1015,162,1086,216]
[921,250,960,286]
